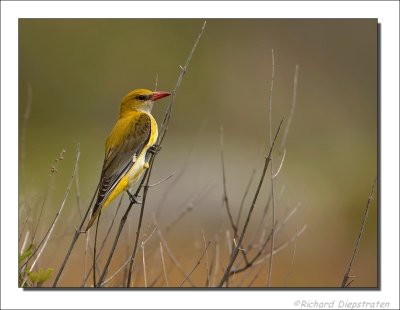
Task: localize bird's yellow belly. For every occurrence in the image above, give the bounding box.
[126,149,149,188]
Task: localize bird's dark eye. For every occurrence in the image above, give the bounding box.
[138,95,146,101]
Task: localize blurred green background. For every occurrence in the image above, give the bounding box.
[19,19,377,287]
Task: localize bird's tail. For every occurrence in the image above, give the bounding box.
[85,203,102,232]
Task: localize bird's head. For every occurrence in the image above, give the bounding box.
[119,88,171,115]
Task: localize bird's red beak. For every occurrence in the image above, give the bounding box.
[151,91,171,101]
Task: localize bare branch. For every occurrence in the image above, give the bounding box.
[284,224,299,286]
[19,83,33,240]
[82,196,124,286]
[341,177,377,287]
[235,145,263,236]
[220,126,238,236]
[153,215,195,286]
[92,209,102,286]
[148,171,175,187]
[266,49,277,288]
[180,240,211,287]
[280,64,300,153]
[20,231,30,255]
[165,184,213,232]
[141,227,157,287]
[158,20,207,145]
[202,229,211,287]
[212,234,220,287]
[229,203,301,278]
[154,73,159,92]
[226,229,232,256]
[52,180,99,287]
[96,185,140,286]
[31,149,66,245]
[23,145,80,287]
[218,118,284,287]
[159,242,168,287]
[272,148,286,179]
[82,226,90,287]
[101,257,130,287]
[236,224,308,276]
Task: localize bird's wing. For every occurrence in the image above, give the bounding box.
[96,113,152,207]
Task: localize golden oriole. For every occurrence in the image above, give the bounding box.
[86,88,171,230]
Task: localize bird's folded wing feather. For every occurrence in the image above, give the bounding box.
[95,113,151,207]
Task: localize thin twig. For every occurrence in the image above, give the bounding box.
[52,180,99,287]
[235,224,308,276]
[272,148,286,179]
[92,210,102,287]
[82,226,91,287]
[141,242,148,288]
[259,225,307,262]
[230,206,296,278]
[235,145,263,236]
[102,201,134,286]
[341,177,377,287]
[23,145,80,287]
[148,171,175,187]
[207,258,215,287]
[101,257,130,287]
[280,65,300,153]
[226,229,232,256]
[267,49,276,288]
[153,215,195,286]
[20,231,30,256]
[247,260,265,287]
[19,82,33,241]
[125,160,155,287]
[165,183,213,232]
[154,73,159,92]
[159,241,169,287]
[284,224,299,286]
[212,234,220,287]
[74,152,82,220]
[141,227,157,288]
[31,149,66,245]
[155,150,192,218]
[220,126,237,236]
[218,119,284,287]
[158,21,207,146]
[202,229,211,287]
[82,196,124,286]
[180,240,211,287]
[96,186,141,286]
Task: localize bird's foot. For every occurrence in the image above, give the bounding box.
[149,144,162,155]
[126,190,142,204]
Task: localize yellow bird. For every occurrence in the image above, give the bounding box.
[86,89,171,230]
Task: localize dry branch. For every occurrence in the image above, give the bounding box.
[341,177,377,287]
[180,240,211,287]
[218,118,284,287]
